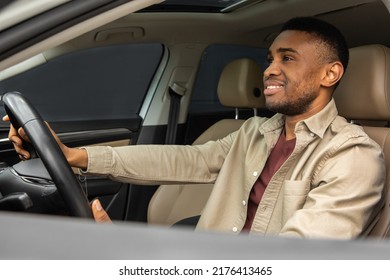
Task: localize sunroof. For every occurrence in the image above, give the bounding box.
[140,0,263,13]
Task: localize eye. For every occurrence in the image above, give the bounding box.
[266,56,273,65]
[283,55,294,62]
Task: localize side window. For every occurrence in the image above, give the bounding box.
[0,43,164,122]
[190,44,268,113]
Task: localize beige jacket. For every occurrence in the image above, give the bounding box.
[85,99,385,239]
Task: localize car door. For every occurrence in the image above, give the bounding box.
[0,0,165,220]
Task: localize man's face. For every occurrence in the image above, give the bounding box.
[263,30,327,116]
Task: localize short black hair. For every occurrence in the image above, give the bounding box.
[281,17,349,71]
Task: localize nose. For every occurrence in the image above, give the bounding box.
[263,60,281,79]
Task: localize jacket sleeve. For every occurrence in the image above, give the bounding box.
[83,131,236,185]
[279,136,385,239]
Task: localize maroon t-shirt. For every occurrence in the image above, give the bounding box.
[242,131,296,231]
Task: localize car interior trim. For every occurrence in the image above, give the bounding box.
[139,45,170,120]
[0,0,164,72]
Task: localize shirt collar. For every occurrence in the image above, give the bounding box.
[259,98,339,139]
[300,98,338,139]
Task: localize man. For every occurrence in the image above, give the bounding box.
[7,17,385,238]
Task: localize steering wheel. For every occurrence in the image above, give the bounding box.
[2,91,93,218]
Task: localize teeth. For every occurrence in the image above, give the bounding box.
[267,85,283,89]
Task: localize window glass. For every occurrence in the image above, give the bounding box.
[190,44,267,113]
[0,43,164,122]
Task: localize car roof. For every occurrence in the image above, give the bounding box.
[1,0,389,69]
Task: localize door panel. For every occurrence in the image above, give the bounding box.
[0,120,139,220]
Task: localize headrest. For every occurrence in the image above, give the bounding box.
[334,44,390,120]
[217,58,265,109]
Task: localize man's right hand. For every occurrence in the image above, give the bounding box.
[3,115,31,160]
[3,114,66,160]
[3,115,111,222]
[2,115,88,169]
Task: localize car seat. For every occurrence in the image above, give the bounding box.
[334,44,390,238]
[147,58,265,226]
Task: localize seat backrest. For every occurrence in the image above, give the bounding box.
[334,44,390,238]
[147,58,265,226]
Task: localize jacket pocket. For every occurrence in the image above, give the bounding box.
[282,179,311,224]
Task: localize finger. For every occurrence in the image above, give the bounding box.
[5,117,18,138]
[8,131,30,160]
[17,127,30,142]
[3,115,31,160]
[3,115,29,142]
[9,136,30,160]
[91,199,112,223]
[15,128,31,159]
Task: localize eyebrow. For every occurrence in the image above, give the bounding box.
[267,47,300,56]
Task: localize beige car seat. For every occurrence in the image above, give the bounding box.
[147,58,265,226]
[334,44,390,238]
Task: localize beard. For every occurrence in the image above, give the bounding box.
[265,78,320,116]
[266,92,318,116]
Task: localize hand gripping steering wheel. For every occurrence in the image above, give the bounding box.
[2,91,93,218]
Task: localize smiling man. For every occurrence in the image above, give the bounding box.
[8,17,385,238]
[264,18,348,141]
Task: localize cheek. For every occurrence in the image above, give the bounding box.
[288,71,321,93]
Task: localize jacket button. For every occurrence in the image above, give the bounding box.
[232,227,238,232]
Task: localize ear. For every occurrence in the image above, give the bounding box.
[321,62,344,88]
